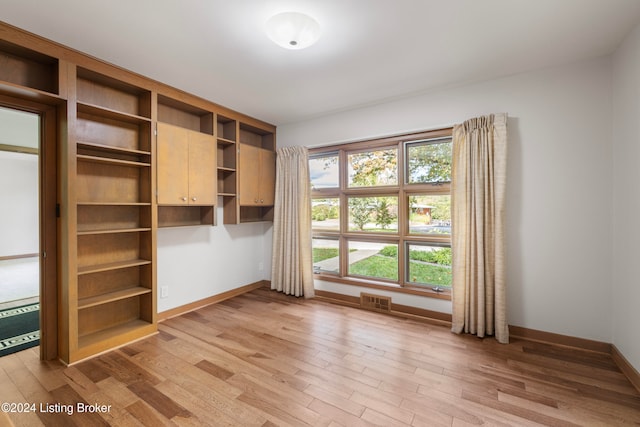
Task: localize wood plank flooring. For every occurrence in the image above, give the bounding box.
[1,287,639,426]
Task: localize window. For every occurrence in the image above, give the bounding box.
[408,194,451,235]
[312,237,340,274]
[348,196,398,233]
[312,198,340,231]
[310,129,453,298]
[348,148,397,187]
[310,152,339,189]
[406,138,452,184]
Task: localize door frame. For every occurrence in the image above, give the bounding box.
[0,94,59,360]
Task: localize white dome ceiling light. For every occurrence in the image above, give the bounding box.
[265,12,321,50]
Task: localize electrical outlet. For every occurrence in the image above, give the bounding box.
[160,286,169,298]
[258,262,264,271]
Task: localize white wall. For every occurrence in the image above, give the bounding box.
[0,150,39,257]
[156,206,272,313]
[0,107,40,258]
[278,57,614,343]
[612,23,640,372]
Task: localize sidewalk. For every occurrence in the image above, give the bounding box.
[314,249,379,271]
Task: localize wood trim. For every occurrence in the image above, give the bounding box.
[509,325,611,354]
[0,253,38,261]
[0,96,59,361]
[612,344,640,393]
[314,289,452,327]
[308,127,453,153]
[315,290,619,354]
[157,280,268,321]
[40,104,58,360]
[316,274,452,300]
[0,143,38,154]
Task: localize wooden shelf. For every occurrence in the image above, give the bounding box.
[217,166,236,172]
[0,80,63,104]
[77,227,151,236]
[78,259,152,275]
[77,141,150,156]
[77,101,151,124]
[158,205,215,227]
[77,202,151,206]
[218,192,236,197]
[78,286,152,310]
[77,319,153,349]
[217,137,236,145]
[77,154,151,167]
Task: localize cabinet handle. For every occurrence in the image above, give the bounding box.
[182,197,187,202]
[260,199,264,204]
[192,197,197,202]
[254,199,258,203]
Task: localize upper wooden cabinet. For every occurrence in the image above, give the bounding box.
[233,122,277,222]
[239,144,275,206]
[157,122,216,206]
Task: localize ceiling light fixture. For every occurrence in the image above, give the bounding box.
[265,12,321,50]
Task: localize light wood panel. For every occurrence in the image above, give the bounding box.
[187,131,216,205]
[156,122,189,205]
[2,288,639,426]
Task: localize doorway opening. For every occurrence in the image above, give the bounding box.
[0,106,41,357]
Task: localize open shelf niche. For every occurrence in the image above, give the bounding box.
[0,39,59,95]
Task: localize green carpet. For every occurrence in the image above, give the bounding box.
[0,303,39,357]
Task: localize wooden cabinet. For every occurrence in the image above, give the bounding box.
[156,96,217,227]
[239,144,275,206]
[157,122,216,206]
[228,123,277,223]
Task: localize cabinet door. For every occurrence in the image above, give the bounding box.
[157,123,189,205]
[259,149,276,205]
[239,143,261,206]
[188,131,216,205]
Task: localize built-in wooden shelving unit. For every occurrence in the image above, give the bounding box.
[0,21,276,364]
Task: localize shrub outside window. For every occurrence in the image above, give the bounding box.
[312,198,340,231]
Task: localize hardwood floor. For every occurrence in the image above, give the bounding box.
[1,287,639,426]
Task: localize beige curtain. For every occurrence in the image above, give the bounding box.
[451,113,508,343]
[271,146,315,298]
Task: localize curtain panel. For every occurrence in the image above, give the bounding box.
[271,146,315,298]
[451,113,508,343]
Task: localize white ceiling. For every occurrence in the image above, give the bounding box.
[2,0,640,125]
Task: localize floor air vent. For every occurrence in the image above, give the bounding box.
[360,293,391,313]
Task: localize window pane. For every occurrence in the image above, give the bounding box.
[406,139,452,184]
[408,195,451,235]
[348,148,397,187]
[310,153,339,189]
[406,243,452,288]
[348,241,398,281]
[313,238,339,274]
[348,196,398,233]
[312,198,340,231]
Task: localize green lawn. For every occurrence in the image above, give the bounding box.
[349,254,398,281]
[349,251,452,286]
[313,248,339,263]
[315,246,452,287]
